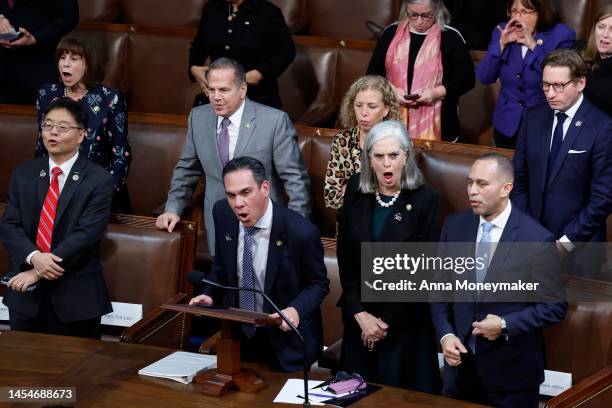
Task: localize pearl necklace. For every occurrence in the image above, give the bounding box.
[375,190,400,208]
[64,86,88,101]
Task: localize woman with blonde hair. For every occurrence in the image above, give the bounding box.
[367,0,474,142]
[324,75,400,209]
[581,4,612,116]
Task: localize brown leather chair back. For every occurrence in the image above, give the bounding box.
[78,0,122,23]
[321,238,341,346]
[269,0,309,33]
[334,40,377,114]
[120,0,206,27]
[127,113,188,216]
[0,106,38,204]
[73,24,130,96]
[278,36,339,127]
[126,27,201,115]
[555,0,592,39]
[307,0,401,40]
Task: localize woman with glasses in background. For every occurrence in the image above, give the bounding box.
[36,37,131,213]
[477,0,575,149]
[367,0,474,142]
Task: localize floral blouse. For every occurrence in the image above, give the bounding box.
[36,83,131,195]
[324,127,363,209]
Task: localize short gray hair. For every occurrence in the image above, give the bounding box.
[359,120,424,193]
[474,153,514,183]
[206,57,246,87]
[402,0,451,28]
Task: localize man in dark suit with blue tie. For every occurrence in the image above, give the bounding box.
[189,156,329,372]
[431,154,567,408]
[512,49,612,277]
[0,98,114,339]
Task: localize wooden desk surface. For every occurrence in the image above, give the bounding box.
[0,331,485,407]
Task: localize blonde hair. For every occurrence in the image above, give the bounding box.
[338,75,400,129]
[401,0,451,28]
[582,5,612,71]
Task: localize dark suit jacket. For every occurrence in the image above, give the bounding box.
[512,97,612,242]
[0,155,114,323]
[337,176,440,332]
[205,199,329,372]
[0,0,79,90]
[430,207,567,393]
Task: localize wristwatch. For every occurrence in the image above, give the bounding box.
[500,316,508,339]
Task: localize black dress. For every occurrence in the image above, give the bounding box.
[584,57,612,117]
[367,23,475,142]
[188,0,296,109]
[337,175,441,393]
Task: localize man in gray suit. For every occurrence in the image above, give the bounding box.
[156,58,310,254]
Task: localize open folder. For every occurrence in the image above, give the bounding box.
[138,351,217,384]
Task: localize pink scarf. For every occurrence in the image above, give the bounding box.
[385,20,443,140]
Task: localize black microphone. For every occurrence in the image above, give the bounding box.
[187,270,312,407]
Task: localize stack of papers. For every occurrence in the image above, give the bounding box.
[273,379,352,405]
[138,351,217,384]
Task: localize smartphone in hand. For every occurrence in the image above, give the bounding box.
[404,93,420,100]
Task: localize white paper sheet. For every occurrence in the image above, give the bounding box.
[540,370,572,396]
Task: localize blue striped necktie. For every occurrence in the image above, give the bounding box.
[241,226,257,338]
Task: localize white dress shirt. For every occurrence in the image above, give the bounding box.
[26,152,80,264]
[216,100,246,161]
[237,198,273,312]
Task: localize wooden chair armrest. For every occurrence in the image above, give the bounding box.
[120,293,188,343]
[544,366,612,408]
[198,331,221,354]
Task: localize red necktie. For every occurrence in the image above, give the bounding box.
[36,167,62,253]
[7,0,14,10]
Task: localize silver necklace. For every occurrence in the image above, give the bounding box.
[375,190,400,208]
[64,86,88,100]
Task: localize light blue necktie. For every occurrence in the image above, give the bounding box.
[475,222,495,284]
[240,226,257,338]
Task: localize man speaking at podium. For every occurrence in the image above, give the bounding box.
[189,156,329,372]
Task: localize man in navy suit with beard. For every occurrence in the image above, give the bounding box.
[189,156,329,372]
[431,154,566,408]
[1,98,114,339]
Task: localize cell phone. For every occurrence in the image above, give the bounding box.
[404,93,420,100]
[10,31,24,42]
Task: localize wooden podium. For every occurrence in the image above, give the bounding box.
[161,303,281,397]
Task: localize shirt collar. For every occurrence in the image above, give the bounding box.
[253,198,273,230]
[217,99,246,129]
[479,200,512,231]
[49,151,79,177]
[556,93,583,120]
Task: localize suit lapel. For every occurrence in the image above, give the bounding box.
[54,155,87,226]
[547,100,590,187]
[205,109,225,171]
[225,216,240,287]
[378,191,414,241]
[264,203,284,296]
[538,108,555,192]
[36,161,50,209]
[523,31,546,68]
[485,207,519,283]
[233,99,256,157]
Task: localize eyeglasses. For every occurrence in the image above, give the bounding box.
[406,11,435,21]
[42,121,83,133]
[542,80,575,93]
[507,8,537,18]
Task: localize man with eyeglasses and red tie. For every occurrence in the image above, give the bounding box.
[512,49,612,278]
[0,98,115,339]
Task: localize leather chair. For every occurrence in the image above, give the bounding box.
[78,0,122,23]
[126,26,201,115]
[270,0,309,33]
[120,0,206,27]
[306,0,402,40]
[554,0,592,39]
[278,36,339,127]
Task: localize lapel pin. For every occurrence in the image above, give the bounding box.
[245,21,250,25]
[276,240,283,247]
[536,39,543,46]
[406,204,412,211]
[245,122,251,129]
[93,106,100,113]
[393,213,403,222]
[72,172,79,181]
[575,121,582,127]
[39,170,47,178]
[225,233,232,242]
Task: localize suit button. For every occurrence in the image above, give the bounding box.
[228,29,233,34]
[225,45,230,50]
[518,100,524,106]
[516,73,522,79]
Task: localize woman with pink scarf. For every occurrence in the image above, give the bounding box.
[367,0,474,142]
